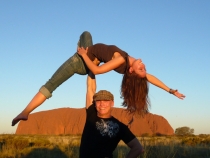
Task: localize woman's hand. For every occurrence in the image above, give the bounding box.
[77,47,88,56]
[172,90,186,100]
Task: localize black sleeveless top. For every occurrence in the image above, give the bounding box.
[87,43,129,74]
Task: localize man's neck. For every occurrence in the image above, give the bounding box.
[97,113,112,118]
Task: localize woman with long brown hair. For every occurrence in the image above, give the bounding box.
[77,43,185,115]
[12,31,185,126]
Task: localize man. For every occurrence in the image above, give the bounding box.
[79,72,144,158]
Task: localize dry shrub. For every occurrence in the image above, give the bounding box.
[181,136,210,146]
[30,138,50,147]
[12,138,29,150]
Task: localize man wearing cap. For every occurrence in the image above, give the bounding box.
[79,73,144,158]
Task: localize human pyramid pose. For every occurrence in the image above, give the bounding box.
[12,31,185,126]
[79,72,144,157]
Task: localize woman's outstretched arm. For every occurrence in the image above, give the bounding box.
[77,47,125,75]
[146,73,185,99]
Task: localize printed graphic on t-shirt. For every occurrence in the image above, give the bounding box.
[96,119,119,137]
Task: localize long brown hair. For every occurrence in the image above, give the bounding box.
[121,69,150,114]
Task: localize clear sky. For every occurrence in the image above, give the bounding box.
[1,1,210,135]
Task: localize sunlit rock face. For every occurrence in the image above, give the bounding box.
[16,107,174,136]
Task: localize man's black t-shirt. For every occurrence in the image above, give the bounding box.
[79,104,135,158]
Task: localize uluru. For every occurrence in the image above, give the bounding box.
[16,107,174,136]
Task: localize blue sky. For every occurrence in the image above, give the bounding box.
[1,1,210,135]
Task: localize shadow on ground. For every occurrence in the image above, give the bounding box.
[23,146,69,158]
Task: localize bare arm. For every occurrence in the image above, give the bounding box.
[146,73,185,99]
[77,47,125,75]
[126,138,144,158]
[86,72,96,109]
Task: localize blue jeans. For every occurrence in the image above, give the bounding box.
[39,31,93,98]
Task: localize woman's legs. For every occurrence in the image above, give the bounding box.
[12,31,93,126]
[12,92,46,126]
[78,31,93,49]
[40,53,89,98]
[41,31,93,98]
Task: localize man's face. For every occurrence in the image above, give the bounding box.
[95,100,114,118]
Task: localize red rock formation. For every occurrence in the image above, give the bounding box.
[16,107,174,136]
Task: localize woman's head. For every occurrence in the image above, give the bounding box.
[129,59,146,78]
[121,69,150,114]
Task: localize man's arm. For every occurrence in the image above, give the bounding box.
[126,138,144,158]
[86,72,96,109]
